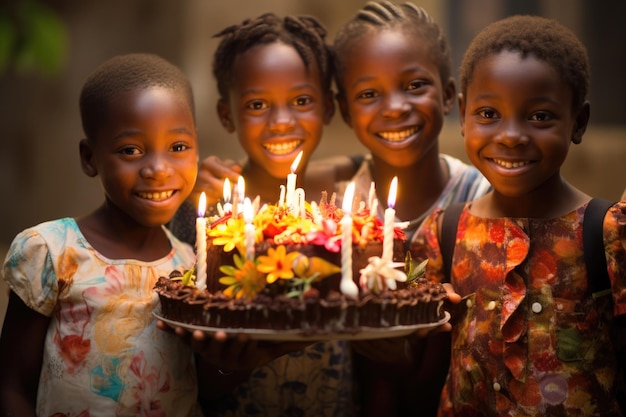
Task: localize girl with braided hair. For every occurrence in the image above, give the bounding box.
[166,12,358,417]
[331,2,489,416]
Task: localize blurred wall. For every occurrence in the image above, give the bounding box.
[0,0,624,253]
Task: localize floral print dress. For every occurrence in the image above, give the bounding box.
[2,218,198,417]
[416,201,626,416]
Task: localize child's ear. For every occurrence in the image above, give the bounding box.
[336,92,352,128]
[442,77,456,115]
[323,93,335,125]
[79,138,98,177]
[217,99,235,133]
[571,101,590,144]
[457,93,466,137]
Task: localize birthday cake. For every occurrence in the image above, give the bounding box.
[155,184,449,335]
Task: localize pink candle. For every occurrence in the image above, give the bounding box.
[195,192,208,291]
[340,182,358,298]
[382,177,397,261]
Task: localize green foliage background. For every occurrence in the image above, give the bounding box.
[0,0,67,76]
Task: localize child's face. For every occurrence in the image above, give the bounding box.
[336,29,454,168]
[219,41,333,179]
[82,87,198,227]
[459,50,588,198]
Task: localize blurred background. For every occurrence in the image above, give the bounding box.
[1,0,625,320]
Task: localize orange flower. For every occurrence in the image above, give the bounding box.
[256,245,300,284]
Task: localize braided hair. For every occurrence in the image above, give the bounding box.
[459,15,589,111]
[333,1,451,92]
[80,53,194,140]
[212,12,333,100]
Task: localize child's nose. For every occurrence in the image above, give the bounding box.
[268,106,295,133]
[494,120,530,147]
[141,154,173,179]
[381,92,410,119]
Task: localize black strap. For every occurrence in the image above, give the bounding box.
[583,198,614,294]
[440,202,465,283]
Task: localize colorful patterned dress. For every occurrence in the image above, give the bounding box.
[416,201,626,416]
[2,218,198,417]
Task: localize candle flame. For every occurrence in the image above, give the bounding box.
[238,176,245,200]
[243,197,253,224]
[387,176,398,209]
[198,192,207,217]
[342,182,355,213]
[290,150,303,173]
[223,178,231,203]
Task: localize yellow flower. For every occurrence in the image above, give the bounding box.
[219,254,265,299]
[208,217,245,252]
[257,245,300,284]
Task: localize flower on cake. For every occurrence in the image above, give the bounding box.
[257,245,301,283]
[359,256,407,294]
[219,254,265,299]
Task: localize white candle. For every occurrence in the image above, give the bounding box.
[223,178,232,214]
[236,176,245,216]
[295,188,306,218]
[368,181,376,209]
[382,176,397,262]
[285,150,303,208]
[340,182,358,298]
[196,192,208,291]
[243,197,255,261]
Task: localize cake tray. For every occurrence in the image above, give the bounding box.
[153,311,450,341]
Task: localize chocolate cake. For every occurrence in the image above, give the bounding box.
[155,191,449,335]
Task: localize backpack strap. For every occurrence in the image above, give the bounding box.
[440,202,465,283]
[583,198,614,294]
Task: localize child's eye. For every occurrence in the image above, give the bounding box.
[171,142,190,152]
[530,112,552,122]
[407,80,427,91]
[477,108,498,119]
[246,100,267,111]
[293,95,313,107]
[357,90,377,100]
[119,146,141,156]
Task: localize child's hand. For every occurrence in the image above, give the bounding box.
[190,155,243,206]
[156,319,310,371]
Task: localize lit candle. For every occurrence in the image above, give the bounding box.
[196,192,208,291]
[237,176,245,215]
[243,197,255,261]
[340,182,358,298]
[286,150,303,208]
[223,178,232,214]
[382,176,397,262]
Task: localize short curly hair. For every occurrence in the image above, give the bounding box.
[459,15,589,111]
[333,1,451,93]
[212,12,333,101]
[80,53,195,140]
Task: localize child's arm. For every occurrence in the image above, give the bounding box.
[0,290,50,416]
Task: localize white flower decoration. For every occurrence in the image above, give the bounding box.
[359,256,407,294]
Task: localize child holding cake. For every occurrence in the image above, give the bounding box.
[192,2,487,416]
[165,12,360,417]
[416,15,626,415]
[0,53,201,416]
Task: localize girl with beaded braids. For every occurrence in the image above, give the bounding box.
[169,12,359,245]
[165,12,360,417]
[329,2,489,416]
[415,14,626,416]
